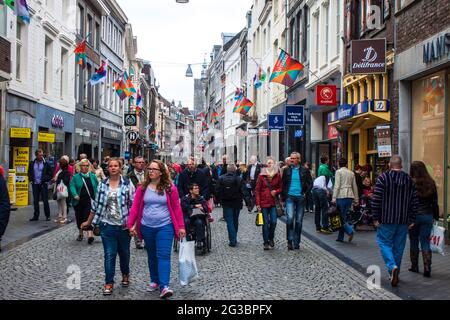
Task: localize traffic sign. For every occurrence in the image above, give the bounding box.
[124,113,137,126]
[268,114,285,131]
[285,105,304,125]
[294,130,303,138]
[127,131,139,142]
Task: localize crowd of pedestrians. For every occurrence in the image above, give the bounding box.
[0,147,442,294]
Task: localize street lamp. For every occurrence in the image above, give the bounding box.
[176,0,189,3]
[185,64,193,77]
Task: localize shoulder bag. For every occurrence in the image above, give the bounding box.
[263,176,285,217]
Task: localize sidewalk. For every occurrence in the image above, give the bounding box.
[300,211,450,300]
[1,201,71,252]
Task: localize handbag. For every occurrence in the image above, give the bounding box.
[429,222,445,255]
[255,211,264,226]
[328,204,343,231]
[178,238,199,285]
[81,174,96,209]
[56,181,68,200]
[263,176,284,217]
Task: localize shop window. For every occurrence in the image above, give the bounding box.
[412,71,445,218]
[367,128,375,151]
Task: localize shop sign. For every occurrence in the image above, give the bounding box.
[354,101,369,115]
[351,39,386,74]
[294,130,303,138]
[8,169,16,205]
[337,104,354,120]
[10,127,31,139]
[51,115,64,128]
[103,128,121,141]
[124,113,137,126]
[15,175,29,206]
[377,125,392,158]
[268,114,285,131]
[285,105,304,125]
[127,131,139,142]
[328,125,339,140]
[316,85,337,106]
[38,132,56,143]
[370,100,390,112]
[423,33,450,64]
[13,147,29,174]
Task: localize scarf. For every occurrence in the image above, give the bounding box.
[81,172,90,179]
[265,167,276,179]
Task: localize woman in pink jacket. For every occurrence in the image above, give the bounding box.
[128,160,185,298]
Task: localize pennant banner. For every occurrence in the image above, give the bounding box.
[269,49,304,87]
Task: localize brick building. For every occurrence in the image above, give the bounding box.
[394,0,450,232]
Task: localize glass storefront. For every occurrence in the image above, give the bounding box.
[412,71,446,219]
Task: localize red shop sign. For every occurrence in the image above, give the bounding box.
[317,85,337,106]
[328,125,339,140]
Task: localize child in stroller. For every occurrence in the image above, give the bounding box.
[347,178,376,230]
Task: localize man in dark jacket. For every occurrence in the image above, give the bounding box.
[28,149,53,221]
[372,155,418,287]
[178,158,210,200]
[127,156,146,249]
[216,164,245,247]
[281,152,312,250]
[0,167,11,252]
[247,155,262,212]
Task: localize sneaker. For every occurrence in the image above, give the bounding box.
[45,217,51,222]
[348,233,354,242]
[316,228,321,233]
[54,217,62,223]
[268,240,275,248]
[103,284,113,295]
[29,217,39,222]
[59,219,68,224]
[87,237,95,245]
[147,282,159,292]
[390,267,399,287]
[263,243,270,250]
[207,215,214,222]
[287,241,294,250]
[320,228,332,234]
[229,242,237,247]
[160,287,173,299]
[121,274,130,287]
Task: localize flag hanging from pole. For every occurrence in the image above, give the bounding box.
[123,71,136,99]
[74,40,87,68]
[113,74,130,100]
[269,49,304,87]
[15,0,30,24]
[89,60,107,85]
[1,0,15,11]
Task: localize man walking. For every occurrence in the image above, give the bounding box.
[247,155,262,212]
[216,164,245,247]
[28,149,53,221]
[281,152,312,250]
[177,158,210,200]
[372,155,418,287]
[128,156,146,249]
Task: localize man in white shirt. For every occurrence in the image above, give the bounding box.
[246,155,262,212]
[312,175,333,234]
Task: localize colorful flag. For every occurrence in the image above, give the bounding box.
[123,71,136,99]
[2,0,15,11]
[136,89,142,108]
[233,96,254,115]
[15,0,30,24]
[259,67,267,82]
[113,74,130,100]
[74,40,87,68]
[210,112,219,124]
[89,60,107,85]
[269,49,304,87]
[253,74,262,89]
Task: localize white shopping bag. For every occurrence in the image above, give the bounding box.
[178,238,199,286]
[429,223,446,256]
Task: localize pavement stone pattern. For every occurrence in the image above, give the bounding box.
[0,207,400,300]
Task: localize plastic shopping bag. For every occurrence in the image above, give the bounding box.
[178,239,199,286]
[429,223,446,256]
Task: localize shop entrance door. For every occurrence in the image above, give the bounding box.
[351,134,360,170]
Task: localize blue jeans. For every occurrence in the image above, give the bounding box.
[336,198,354,241]
[312,188,329,229]
[409,214,433,252]
[223,207,240,245]
[377,224,408,274]
[99,223,131,285]
[285,195,305,247]
[262,207,277,244]
[141,223,174,291]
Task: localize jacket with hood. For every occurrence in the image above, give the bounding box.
[371,170,418,225]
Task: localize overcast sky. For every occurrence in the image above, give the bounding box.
[116,0,253,110]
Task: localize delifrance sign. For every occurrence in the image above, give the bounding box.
[316,85,337,106]
[351,39,386,74]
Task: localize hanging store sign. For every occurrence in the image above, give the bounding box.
[377,125,392,158]
[124,113,137,126]
[351,39,386,74]
[316,85,337,106]
[268,114,285,131]
[285,105,304,125]
[10,127,31,139]
[370,100,390,112]
[337,104,354,120]
[38,132,56,143]
[328,125,339,140]
[51,115,64,128]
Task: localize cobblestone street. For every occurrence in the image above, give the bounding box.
[0,207,399,300]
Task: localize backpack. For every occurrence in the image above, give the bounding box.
[221,175,240,201]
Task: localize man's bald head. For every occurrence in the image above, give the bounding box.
[390,155,402,170]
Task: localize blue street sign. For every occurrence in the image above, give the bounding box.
[124,151,130,160]
[268,114,285,131]
[285,105,304,125]
[295,130,303,138]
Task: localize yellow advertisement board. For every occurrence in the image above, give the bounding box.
[38,132,56,143]
[8,170,16,204]
[10,128,31,139]
[13,147,30,174]
[15,175,29,206]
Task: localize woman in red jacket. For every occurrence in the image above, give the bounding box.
[255,157,282,250]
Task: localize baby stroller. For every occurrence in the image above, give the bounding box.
[346,196,376,230]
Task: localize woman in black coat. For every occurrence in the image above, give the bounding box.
[54,156,71,224]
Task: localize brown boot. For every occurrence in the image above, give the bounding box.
[408,250,419,273]
[422,250,432,278]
